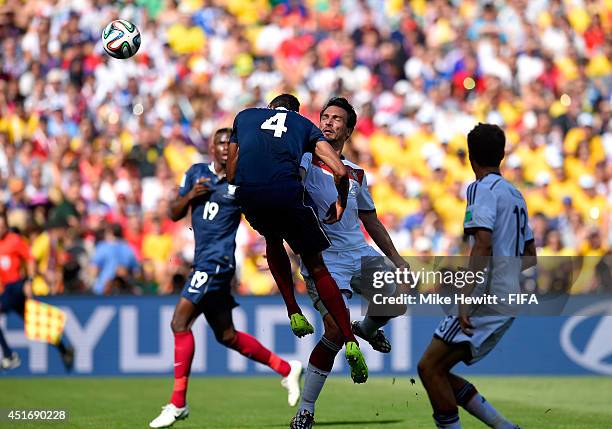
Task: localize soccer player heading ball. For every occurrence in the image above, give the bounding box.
[227,94,368,384]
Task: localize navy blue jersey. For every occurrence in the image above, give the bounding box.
[230,107,325,185]
[178,163,241,270]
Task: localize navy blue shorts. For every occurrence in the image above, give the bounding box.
[181,265,237,310]
[0,279,26,316]
[237,181,331,255]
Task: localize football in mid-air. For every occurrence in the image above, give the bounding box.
[102,19,141,59]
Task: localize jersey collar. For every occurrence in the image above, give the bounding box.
[209,162,226,180]
[478,171,502,182]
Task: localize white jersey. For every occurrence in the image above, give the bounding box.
[300,152,375,252]
[463,173,533,305]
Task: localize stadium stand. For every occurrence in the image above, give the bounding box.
[0,0,609,296]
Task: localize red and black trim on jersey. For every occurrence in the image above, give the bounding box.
[311,154,365,185]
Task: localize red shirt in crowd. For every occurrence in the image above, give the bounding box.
[0,232,32,290]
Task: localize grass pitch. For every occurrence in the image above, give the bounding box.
[0,376,610,428]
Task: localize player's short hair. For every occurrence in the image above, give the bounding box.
[467,123,505,167]
[269,93,300,112]
[214,127,232,138]
[321,97,357,131]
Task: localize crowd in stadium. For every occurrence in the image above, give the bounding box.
[0,0,610,296]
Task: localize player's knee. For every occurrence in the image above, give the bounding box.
[417,357,433,380]
[170,316,189,333]
[323,317,343,345]
[216,328,236,346]
[390,302,408,317]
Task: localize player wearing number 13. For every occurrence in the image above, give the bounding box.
[417,124,536,429]
[149,128,303,429]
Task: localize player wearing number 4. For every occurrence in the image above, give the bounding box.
[417,124,536,429]
[149,128,303,429]
[227,94,368,384]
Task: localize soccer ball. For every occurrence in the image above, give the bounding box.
[102,19,141,59]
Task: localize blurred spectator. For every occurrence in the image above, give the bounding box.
[61,227,88,294]
[90,223,140,295]
[30,218,66,295]
[48,179,80,229]
[142,216,173,293]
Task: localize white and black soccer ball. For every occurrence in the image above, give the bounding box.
[102,19,141,59]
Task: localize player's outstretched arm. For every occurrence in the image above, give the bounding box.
[314,140,349,223]
[359,210,408,269]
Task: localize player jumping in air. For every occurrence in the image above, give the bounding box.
[0,211,74,371]
[417,124,536,429]
[227,94,368,384]
[149,128,303,429]
[290,97,409,428]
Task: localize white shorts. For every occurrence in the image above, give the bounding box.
[303,245,396,317]
[434,315,514,365]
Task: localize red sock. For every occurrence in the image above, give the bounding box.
[311,268,356,343]
[266,242,301,316]
[170,331,195,408]
[229,331,291,377]
[310,336,342,372]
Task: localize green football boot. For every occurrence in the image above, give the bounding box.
[345,341,368,383]
[290,313,314,337]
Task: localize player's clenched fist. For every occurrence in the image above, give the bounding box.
[188,177,211,200]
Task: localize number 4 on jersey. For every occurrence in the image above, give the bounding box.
[261,112,287,137]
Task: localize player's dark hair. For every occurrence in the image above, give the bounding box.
[321,97,357,131]
[467,123,505,167]
[215,127,232,136]
[269,93,300,112]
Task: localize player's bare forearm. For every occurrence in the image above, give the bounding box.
[170,178,211,221]
[521,240,537,271]
[314,140,348,180]
[460,229,493,322]
[465,229,492,294]
[456,231,492,335]
[359,210,406,268]
[169,194,192,221]
[227,142,239,184]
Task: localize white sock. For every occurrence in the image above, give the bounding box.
[465,393,516,429]
[434,412,461,429]
[298,364,330,414]
[358,316,387,337]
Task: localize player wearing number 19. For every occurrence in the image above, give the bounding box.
[149,128,303,429]
[227,94,368,384]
